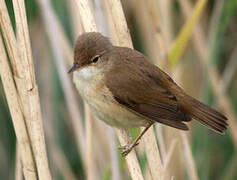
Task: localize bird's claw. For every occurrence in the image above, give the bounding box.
[118,141,140,156]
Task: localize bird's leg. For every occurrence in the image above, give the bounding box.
[118,123,153,156]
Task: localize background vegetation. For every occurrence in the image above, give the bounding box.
[0,0,237,179]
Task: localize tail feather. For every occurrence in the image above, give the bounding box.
[183,96,228,134]
[191,107,227,133]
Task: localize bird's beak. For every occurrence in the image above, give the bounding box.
[68,63,79,74]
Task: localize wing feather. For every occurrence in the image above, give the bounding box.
[105,47,190,130]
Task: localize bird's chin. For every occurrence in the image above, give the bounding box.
[74,66,101,80]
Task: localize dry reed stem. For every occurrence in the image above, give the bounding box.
[147,0,167,62]
[156,0,173,49]
[181,133,199,180]
[85,105,96,180]
[155,125,167,161]
[106,127,120,180]
[0,36,37,180]
[142,127,164,180]
[163,139,177,170]
[74,0,97,32]
[75,0,144,179]
[13,0,35,89]
[0,1,52,179]
[106,0,165,179]
[37,0,86,159]
[95,0,107,34]
[179,0,237,148]
[144,166,152,180]
[115,129,144,180]
[105,0,133,48]
[15,144,23,180]
[102,0,119,45]
[69,0,84,39]
[126,0,161,65]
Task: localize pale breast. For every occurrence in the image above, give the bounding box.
[73,67,149,128]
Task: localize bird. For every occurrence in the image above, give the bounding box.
[68,32,228,156]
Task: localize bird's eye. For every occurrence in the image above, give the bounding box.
[91,56,100,63]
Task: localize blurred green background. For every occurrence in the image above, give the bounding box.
[0,0,237,179]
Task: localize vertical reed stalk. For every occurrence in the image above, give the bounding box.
[181,133,198,180]
[142,127,164,180]
[1,0,52,179]
[15,144,23,180]
[106,0,164,179]
[37,0,86,159]
[0,36,37,180]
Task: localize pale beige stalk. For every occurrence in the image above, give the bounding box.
[115,129,144,180]
[0,36,37,180]
[155,124,167,161]
[69,0,84,39]
[156,0,173,49]
[163,139,177,170]
[106,127,120,180]
[106,0,166,179]
[102,0,119,44]
[105,0,133,48]
[142,127,164,180]
[37,0,86,160]
[75,0,144,179]
[85,105,96,180]
[0,1,51,179]
[12,0,35,88]
[147,0,167,63]
[106,0,165,179]
[179,0,237,148]
[126,0,162,65]
[15,144,23,180]
[181,133,198,180]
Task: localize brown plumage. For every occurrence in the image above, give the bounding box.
[103,46,227,133]
[70,32,228,137]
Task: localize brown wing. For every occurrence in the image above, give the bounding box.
[104,47,191,130]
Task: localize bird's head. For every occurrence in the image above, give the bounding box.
[68,32,113,73]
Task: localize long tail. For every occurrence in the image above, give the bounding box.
[182,95,228,134]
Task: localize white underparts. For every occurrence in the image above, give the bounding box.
[73,67,149,128]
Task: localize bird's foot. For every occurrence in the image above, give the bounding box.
[118,141,140,156]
